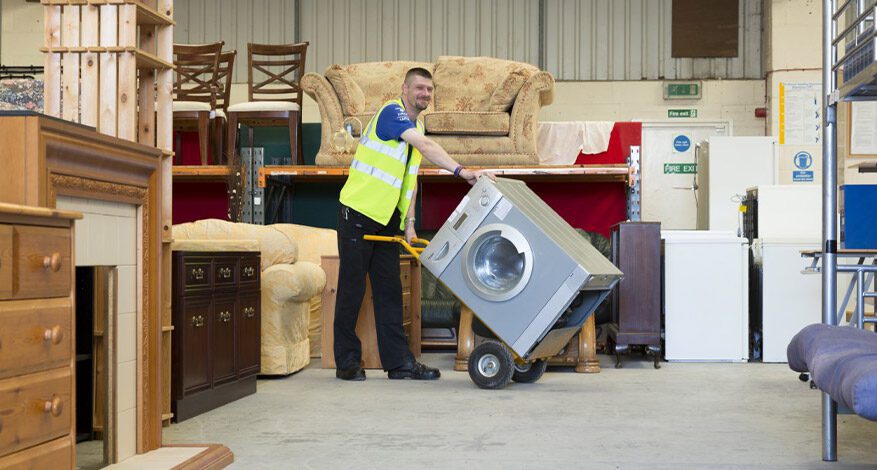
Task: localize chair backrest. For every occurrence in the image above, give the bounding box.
[246,42,309,106]
[173,42,223,106]
[215,50,237,112]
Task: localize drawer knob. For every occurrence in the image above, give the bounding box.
[42,253,62,272]
[243,266,255,277]
[192,267,205,280]
[219,267,232,279]
[43,396,63,417]
[43,325,63,345]
[244,306,255,318]
[191,315,205,327]
[219,311,231,322]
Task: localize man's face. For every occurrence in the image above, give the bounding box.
[403,76,433,111]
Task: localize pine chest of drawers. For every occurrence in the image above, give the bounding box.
[0,203,81,469]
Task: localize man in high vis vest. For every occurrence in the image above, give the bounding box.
[334,67,493,381]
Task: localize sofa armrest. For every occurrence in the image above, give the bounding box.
[509,71,555,154]
[302,73,344,153]
[262,261,326,303]
[273,224,338,265]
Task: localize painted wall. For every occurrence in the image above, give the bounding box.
[172,0,762,81]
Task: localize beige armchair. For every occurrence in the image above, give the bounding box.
[301,55,555,167]
[172,219,335,375]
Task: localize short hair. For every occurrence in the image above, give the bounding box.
[404,67,433,84]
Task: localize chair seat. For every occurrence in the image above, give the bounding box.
[228,101,301,112]
[215,109,226,120]
[173,100,212,112]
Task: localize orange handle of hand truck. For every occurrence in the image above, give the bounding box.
[363,235,429,259]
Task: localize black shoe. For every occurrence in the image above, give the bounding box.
[387,361,440,380]
[336,366,366,381]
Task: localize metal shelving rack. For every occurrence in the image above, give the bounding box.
[821,0,877,461]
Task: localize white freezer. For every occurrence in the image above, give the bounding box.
[663,230,749,362]
[746,185,822,240]
[752,238,821,363]
[696,136,778,232]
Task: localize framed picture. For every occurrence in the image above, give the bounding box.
[849,101,877,157]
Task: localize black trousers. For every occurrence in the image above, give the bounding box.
[333,205,414,371]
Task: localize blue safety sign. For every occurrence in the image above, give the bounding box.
[793,170,814,182]
[673,135,691,152]
[794,151,813,170]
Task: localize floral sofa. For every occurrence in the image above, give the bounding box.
[172,219,337,375]
[301,56,555,167]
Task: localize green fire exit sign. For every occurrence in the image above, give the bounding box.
[664,163,697,174]
[668,109,698,118]
[664,81,702,100]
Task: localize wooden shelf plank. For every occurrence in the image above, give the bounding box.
[134,1,175,26]
[135,49,173,70]
[39,46,174,70]
[172,165,233,182]
[256,164,631,187]
[42,0,176,26]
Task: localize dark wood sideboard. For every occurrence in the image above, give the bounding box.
[172,251,261,422]
[607,222,662,369]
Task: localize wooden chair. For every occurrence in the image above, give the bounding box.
[212,50,237,164]
[226,42,309,165]
[172,42,222,165]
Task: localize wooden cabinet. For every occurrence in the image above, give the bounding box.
[607,222,662,368]
[171,251,261,422]
[0,203,80,469]
[320,255,421,369]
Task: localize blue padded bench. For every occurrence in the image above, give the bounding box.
[788,323,877,421]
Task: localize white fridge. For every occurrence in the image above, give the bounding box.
[696,136,778,232]
[663,231,749,362]
[752,238,822,362]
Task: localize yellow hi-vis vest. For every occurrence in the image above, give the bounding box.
[339,99,423,230]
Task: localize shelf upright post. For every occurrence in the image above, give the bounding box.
[821,0,839,461]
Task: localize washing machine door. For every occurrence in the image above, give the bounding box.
[462,223,534,302]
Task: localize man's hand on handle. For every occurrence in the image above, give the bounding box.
[459,168,496,185]
[404,223,418,245]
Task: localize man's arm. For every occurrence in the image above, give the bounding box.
[404,184,418,243]
[401,128,493,185]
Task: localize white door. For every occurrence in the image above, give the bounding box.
[641,122,730,229]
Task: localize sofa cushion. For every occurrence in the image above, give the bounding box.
[423,111,509,135]
[325,64,366,115]
[433,56,538,112]
[429,135,516,155]
[343,61,433,112]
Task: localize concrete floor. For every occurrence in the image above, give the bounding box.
[162,353,877,469]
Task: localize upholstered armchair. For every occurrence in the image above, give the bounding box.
[172,219,333,375]
[301,56,555,167]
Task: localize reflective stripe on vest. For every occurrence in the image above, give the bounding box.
[339,98,424,228]
[350,159,403,189]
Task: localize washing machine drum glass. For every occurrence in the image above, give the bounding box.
[463,224,533,302]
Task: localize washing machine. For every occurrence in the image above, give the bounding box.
[421,177,623,365]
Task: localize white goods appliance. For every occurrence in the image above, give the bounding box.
[662,230,749,362]
[751,238,821,363]
[741,185,822,242]
[696,136,778,233]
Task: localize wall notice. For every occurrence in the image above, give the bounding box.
[779,82,821,145]
[851,101,877,156]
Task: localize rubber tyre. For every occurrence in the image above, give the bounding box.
[512,359,548,383]
[468,340,514,390]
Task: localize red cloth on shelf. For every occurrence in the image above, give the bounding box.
[575,122,641,166]
[421,122,640,238]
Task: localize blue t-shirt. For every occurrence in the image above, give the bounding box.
[375,103,416,142]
